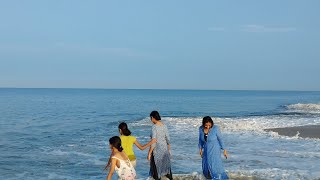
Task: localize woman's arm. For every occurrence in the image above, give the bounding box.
[167,144,171,156]
[147,146,155,161]
[106,158,116,180]
[164,125,171,155]
[148,125,157,160]
[104,152,113,171]
[134,138,156,150]
[198,127,204,157]
[223,149,228,159]
[216,126,225,150]
[216,126,228,159]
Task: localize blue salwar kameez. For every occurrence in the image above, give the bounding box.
[199,125,229,180]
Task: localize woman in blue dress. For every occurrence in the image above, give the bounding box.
[199,116,229,180]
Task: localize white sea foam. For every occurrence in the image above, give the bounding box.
[128,115,320,179]
[8,172,72,180]
[146,172,206,180]
[47,172,72,180]
[286,103,320,114]
[131,115,320,143]
[130,117,152,126]
[159,115,320,138]
[261,149,320,158]
[43,149,96,158]
[147,170,314,180]
[163,115,320,137]
[227,168,313,180]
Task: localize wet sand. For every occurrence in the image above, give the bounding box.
[265,125,320,139]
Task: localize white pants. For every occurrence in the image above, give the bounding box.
[130,159,137,168]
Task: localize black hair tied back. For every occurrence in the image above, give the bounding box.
[109,136,123,152]
[150,111,161,120]
[118,122,131,136]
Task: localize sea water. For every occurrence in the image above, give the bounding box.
[1,89,320,180]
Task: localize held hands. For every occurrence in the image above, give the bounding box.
[223,150,228,159]
[151,138,157,144]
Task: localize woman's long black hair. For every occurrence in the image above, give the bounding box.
[118,122,131,136]
[109,136,123,152]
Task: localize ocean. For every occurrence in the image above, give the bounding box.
[1,88,320,180]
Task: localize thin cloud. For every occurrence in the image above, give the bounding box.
[242,25,297,33]
[208,27,225,32]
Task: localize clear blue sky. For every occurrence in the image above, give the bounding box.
[1,1,319,90]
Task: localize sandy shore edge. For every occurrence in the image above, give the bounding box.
[265,125,320,139]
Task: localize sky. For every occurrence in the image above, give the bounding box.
[0,1,319,91]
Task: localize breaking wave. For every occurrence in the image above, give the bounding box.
[286,103,320,114]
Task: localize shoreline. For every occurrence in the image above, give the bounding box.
[265,125,320,139]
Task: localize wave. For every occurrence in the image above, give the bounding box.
[138,115,320,140]
[163,116,318,131]
[285,103,320,114]
[130,108,320,140]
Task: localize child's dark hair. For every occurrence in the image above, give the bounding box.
[109,136,123,152]
[202,116,214,127]
[150,111,161,120]
[118,122,131,136]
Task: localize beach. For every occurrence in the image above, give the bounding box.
[1,89,320,179]
[265,125,320,139]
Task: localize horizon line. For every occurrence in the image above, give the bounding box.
[0,87,319,92]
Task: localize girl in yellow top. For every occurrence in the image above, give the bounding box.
[118,122,156,167]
